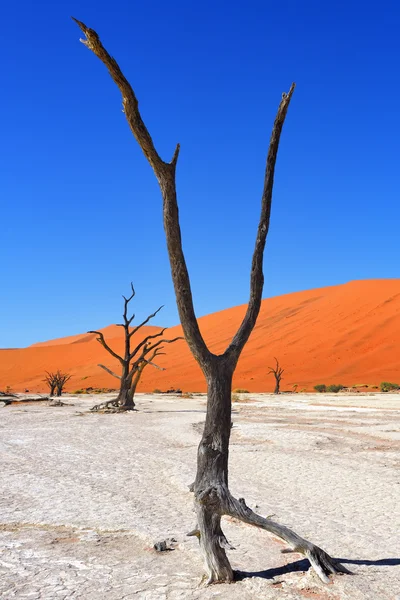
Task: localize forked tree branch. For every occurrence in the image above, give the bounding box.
[73,18,211,368]
[72,19,164,173]
[128,337,182,381]
[143,347,166,371]
[88,330,125,365]
[126,346,166,396]
[119,282,136,327]
[268,357,284,379]
[129,305,164,339]
[115,283,137,360]
[145,336,183,355]
[129,326,167,360]
[225,87,295,364]
[73,19,294,372]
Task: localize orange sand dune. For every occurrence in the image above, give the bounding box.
[1,280,399,393]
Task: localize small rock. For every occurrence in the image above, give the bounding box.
[153,538,177,552]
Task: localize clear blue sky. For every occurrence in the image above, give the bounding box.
[1,0,399,348]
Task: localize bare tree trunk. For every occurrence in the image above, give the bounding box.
[117,366,135,410]
[117,386,135,410]
[193,357,234,582]
[126,363,145,405]
[274,382,280,394]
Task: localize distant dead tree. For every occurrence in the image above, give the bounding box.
[44,370,71,396]
[44,372,57,396]
[89,284,182,412]
[268,357,284,394]
[73,19,348,585]
[55,371,71,396]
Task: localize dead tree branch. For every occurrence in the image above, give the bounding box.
[72,17,210,368]
[268,357,284,394]
[98,364,122,379]
[88,330,125,365]
[129,305,164,338]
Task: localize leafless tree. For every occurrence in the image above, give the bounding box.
[44,371,58,396]
[72,19,349,585]
[44,371,71,396]
[55,371,71,396]
[89,284,182,411]
[44,372,57,396]
[268,357,284,394]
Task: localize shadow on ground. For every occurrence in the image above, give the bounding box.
[236,556,400,580]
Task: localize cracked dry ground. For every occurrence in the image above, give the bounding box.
[0,393,399,599]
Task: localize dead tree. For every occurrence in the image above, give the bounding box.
[55,371,71,396]
[89,284,182,411]
[73,19,349,584]
[268,357,284,394]
[44,371,71,396]
[44,371,58,396]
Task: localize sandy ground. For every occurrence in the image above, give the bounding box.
[0,392,399,599]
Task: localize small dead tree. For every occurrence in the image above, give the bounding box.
[89,284,182,412]
[55,371,71,396]
[73,19,348,584]
[44,371,71,396]
[268,357,284,394]
[44,371,58,396]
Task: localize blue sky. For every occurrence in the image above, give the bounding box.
[1,0,399,348]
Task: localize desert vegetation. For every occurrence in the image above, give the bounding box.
[314,384,327,393]
[72,18,348,585]
[314,384,345,393]
[380,381,400,392]
[327,384,345,393]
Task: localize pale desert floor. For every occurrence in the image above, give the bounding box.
[0,392,399,600]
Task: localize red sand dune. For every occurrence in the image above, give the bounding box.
[1,280,399,393]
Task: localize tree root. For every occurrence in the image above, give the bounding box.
[225,494,351,584]
[90,398,120,412]
[48,399,70,407]
[90,398,136,412]
[189,487,351,585]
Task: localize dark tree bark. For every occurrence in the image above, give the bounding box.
[268,357,284,394]
[116,363,135,410]
[55,371,71,396]
[72,19,349,584]
[89,284,182,412]
[44,371,70,397]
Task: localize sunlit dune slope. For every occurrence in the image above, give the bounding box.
[1,280,399,393]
